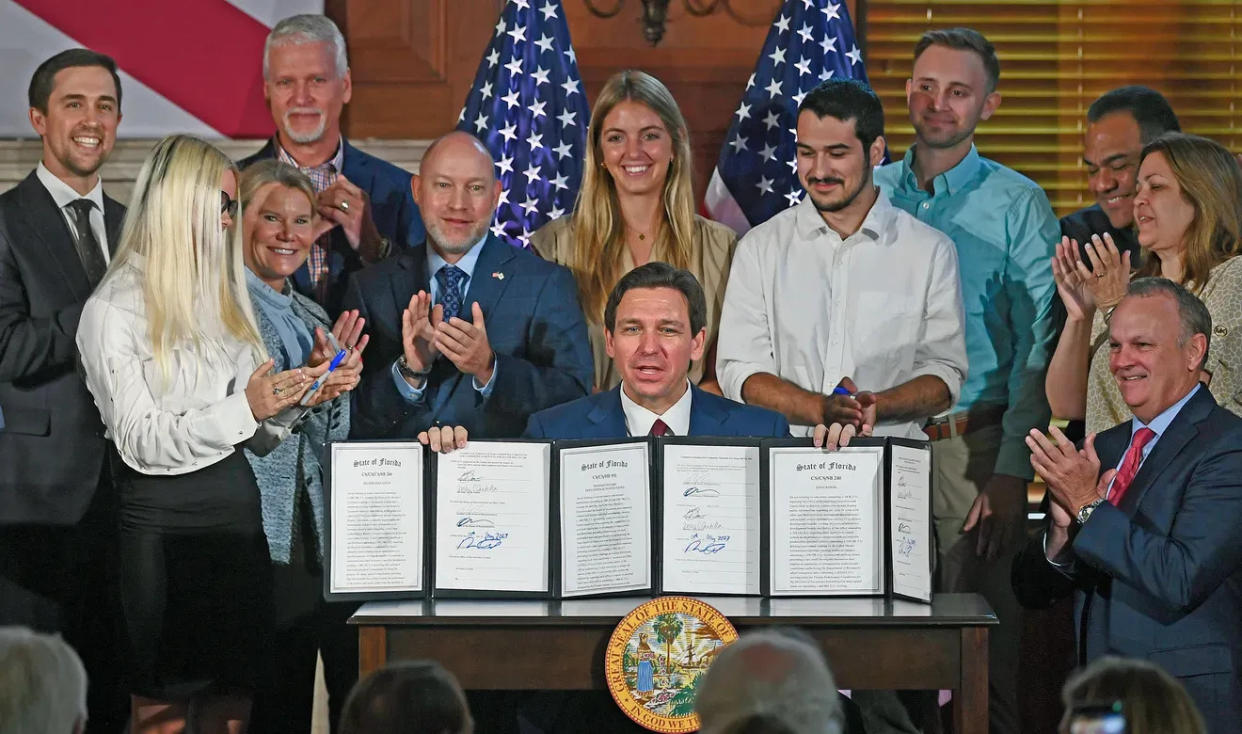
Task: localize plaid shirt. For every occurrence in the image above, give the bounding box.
[276,140,345,303]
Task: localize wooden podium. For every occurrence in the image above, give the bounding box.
[352,593,995,734]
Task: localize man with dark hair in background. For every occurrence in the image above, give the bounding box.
[339,660,474,734]
[1061,85,1181,261]
[718,79,967,448]
[719,79,969,730]
[0,48,127,733]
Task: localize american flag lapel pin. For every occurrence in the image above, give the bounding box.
[492,271,505,280]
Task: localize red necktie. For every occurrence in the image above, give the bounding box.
[1109,427,1156,505]
[649,419,670,437]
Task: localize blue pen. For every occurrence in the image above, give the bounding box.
[300,333,349,406]
[832,386,853,397]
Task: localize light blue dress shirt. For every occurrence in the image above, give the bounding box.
[390,235,497,403]
[875,145,1060,479]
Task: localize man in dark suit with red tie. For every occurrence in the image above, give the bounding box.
[1014,277,1242,732]
[0,49,127,732]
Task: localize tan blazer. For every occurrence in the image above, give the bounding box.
[531,214,736,391]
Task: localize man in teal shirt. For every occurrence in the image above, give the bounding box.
[874,27,1058,734]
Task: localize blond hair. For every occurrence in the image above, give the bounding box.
[239,159,317,213]
[1136,133,1242,291]
[108,135,263,377]
[569,69,696,324]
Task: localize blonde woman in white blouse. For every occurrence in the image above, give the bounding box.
[76,135,330,734]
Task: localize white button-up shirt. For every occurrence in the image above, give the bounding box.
[717,190,968,439]
[36,161,110,263]
[619,380,694,437]
[77,257,296,474]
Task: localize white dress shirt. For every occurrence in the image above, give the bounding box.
[619,380,693,437]
[36,162,110,263]
[77,256,294,475]
[717,190,968,439]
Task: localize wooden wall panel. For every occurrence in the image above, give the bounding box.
[334,0,857,199]
[328,0,498,139]
[564,1,782,201]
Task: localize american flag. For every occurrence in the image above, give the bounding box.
[457,0,589,249]
[704,0,871,235]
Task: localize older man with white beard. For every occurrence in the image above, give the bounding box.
[343,131,593,441]
[239,14,424,317]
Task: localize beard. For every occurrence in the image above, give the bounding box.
[281,108,327,144]
[426,216,491,256]
[805,175,870,213]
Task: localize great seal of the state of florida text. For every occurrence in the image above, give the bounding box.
[604,596,739,732]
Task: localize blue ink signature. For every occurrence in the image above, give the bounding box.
[456,517,495,528]
[683,533,729,554]
[683,487,720,498]
[457,531,508,550]
[898,538,917,557]
[897,522,912,534]
[457,471,482,481]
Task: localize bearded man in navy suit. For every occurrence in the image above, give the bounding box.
[345,131,592,442]
[1015,278,1242,733]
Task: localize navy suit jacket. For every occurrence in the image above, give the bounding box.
[523,383,790,440]
[238,138,424,316]
[1013,387,1242,732]
[343,235,592,440]
[0,171,124,524]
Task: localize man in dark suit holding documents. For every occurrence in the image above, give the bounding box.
[524,262,790,442]
[423,263,863,734]
[1014,278,1242,732]
[422,262,870,452]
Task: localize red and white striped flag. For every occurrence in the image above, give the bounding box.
[0,0,322,138]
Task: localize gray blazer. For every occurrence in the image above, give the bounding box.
[243,285,349,564]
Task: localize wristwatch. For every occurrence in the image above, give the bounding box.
[1076,498,1105,525]
[396,354,430,382]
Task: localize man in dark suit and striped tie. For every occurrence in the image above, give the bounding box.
[1015,277,1242,732]
[0,48,127,733]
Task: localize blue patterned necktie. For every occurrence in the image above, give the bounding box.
[435,265,467,322]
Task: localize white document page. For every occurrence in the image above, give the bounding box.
[661,443,761,595]
[329,442,424,594]
[559,442,651,597]
[890,444,933,602]
[434,441,551,593]
[768,446,883,595]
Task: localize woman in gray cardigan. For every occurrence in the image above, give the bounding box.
[238,160,367,732]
